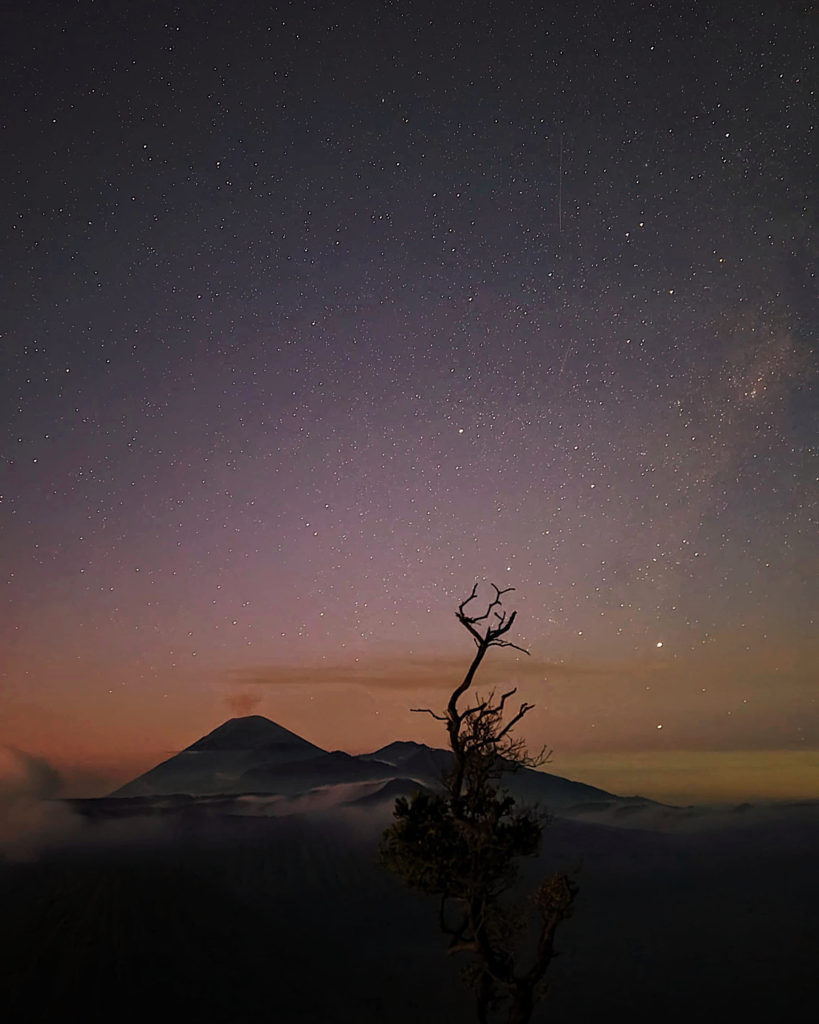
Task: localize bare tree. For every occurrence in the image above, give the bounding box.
[380,583,577,1024]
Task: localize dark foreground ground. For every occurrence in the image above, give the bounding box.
[2,803,817,1023]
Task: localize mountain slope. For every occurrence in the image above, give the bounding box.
[111,716,326,797]
[238,751,395,795]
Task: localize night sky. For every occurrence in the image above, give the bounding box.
[2,1,816,803]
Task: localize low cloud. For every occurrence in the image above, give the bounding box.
[0,747,209,860]
[0,747,80,861]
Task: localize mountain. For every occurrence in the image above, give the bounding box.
[111,715,327,797]
[358,739,652,813]
[110,716,653,818]
[361,740,429,765]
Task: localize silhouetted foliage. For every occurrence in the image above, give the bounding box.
[380,584,577,1024]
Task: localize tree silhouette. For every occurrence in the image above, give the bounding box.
[380,583,577,1024]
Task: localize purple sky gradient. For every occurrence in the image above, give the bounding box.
[1,1,815,800]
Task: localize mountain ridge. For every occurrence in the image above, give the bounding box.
[109,715,653,814]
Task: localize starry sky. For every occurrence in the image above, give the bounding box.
[2,1,816,803]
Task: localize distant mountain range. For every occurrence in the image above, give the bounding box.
[109,715,655,817]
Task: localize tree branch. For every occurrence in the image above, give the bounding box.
[411,707,448,721]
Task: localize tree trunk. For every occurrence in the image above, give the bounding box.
[506,985,535,1024]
